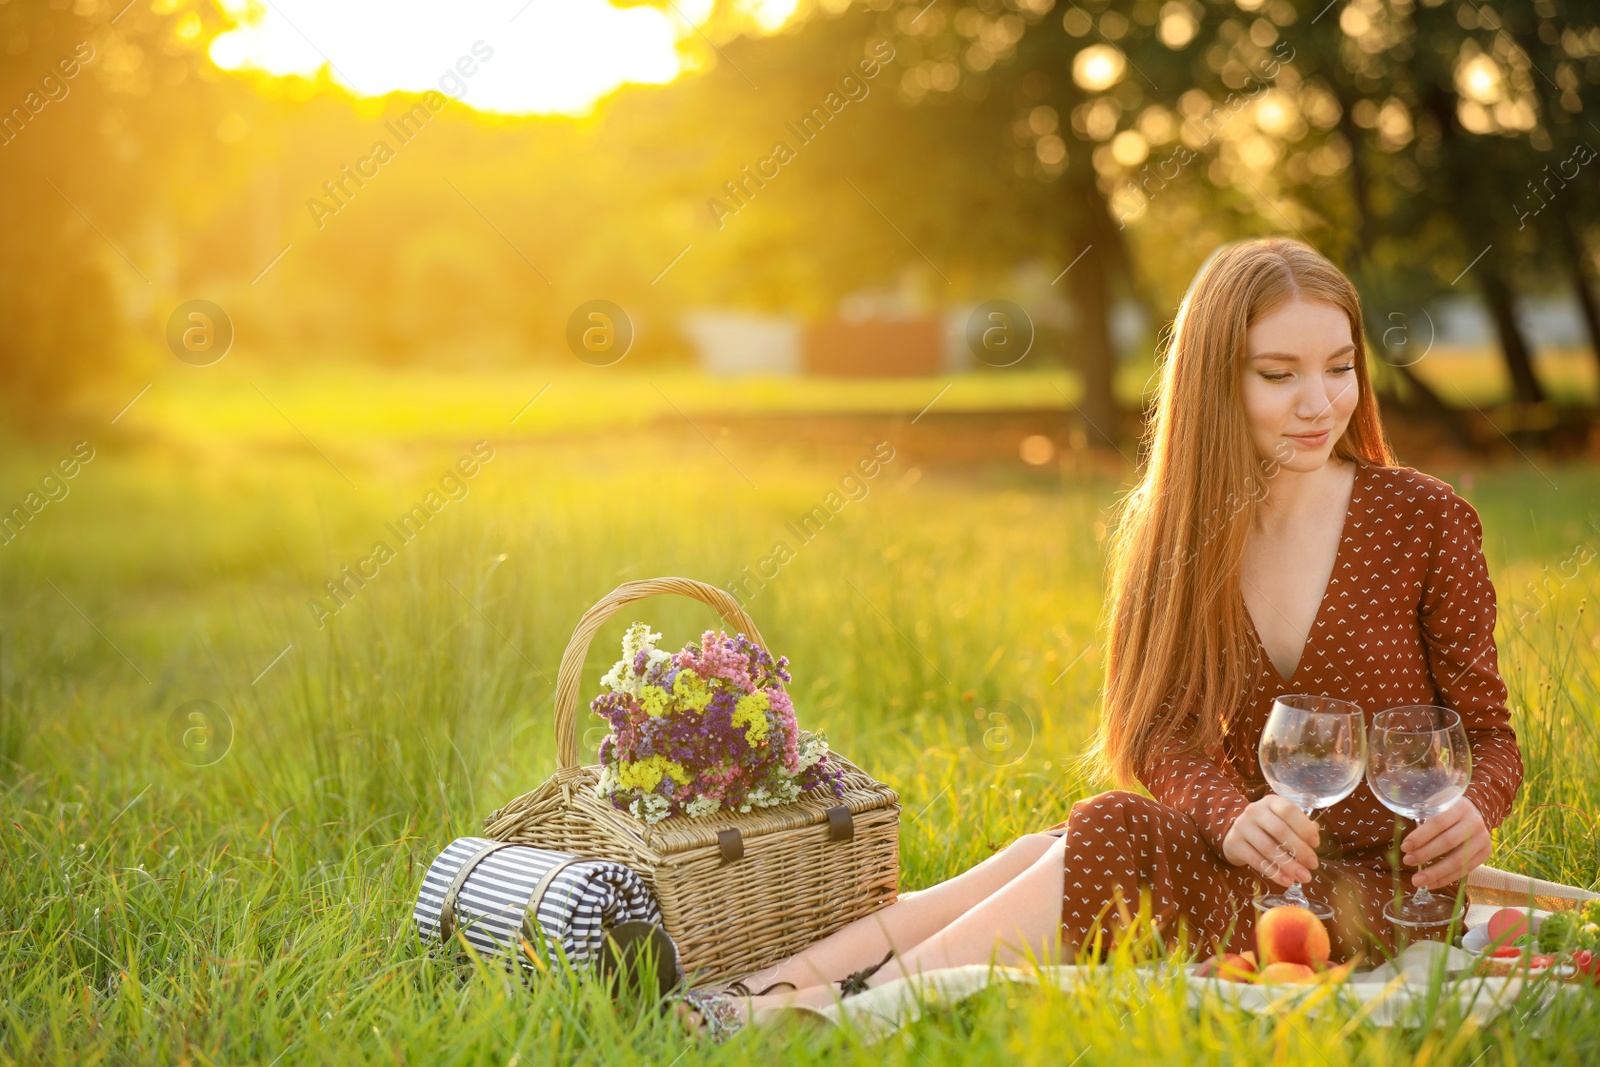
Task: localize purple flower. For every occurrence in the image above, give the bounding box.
[590,624,834,820]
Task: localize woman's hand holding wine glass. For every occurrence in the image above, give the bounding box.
[1398,796,1490,889]
[1251,693,1367,921]
[1366,704,1473,928]
[1221,795,1321,889]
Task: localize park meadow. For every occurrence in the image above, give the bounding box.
[1,367,1598,1065]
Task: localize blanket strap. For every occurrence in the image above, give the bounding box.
[439,841,521,945]
[523,856,585,944]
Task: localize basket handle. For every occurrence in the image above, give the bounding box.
[552,577,768,771]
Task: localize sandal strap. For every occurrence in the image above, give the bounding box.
[838,948,895,997]
[755,980,797,996]
[724,978,797,997]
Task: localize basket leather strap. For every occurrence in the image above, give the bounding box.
[438,841,520,945]
[826,804,854,841]
[717,828,743,863]
[713,807,853,866]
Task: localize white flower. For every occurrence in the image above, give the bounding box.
[684,795,722,818]
[621,621,662,664]
[594,764,619,798]
[601,622,669,697]
[792,731,829,773]
[599,660,631,695]
[627,791,672,824]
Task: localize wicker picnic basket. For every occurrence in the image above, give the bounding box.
[481,576,902,987]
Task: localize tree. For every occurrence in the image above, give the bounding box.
[0,0,238,427]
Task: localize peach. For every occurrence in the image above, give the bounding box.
[1256,905,1332,969]
[1194,952,1257,982]
[1258,961,1318,984]
[1486,907,1531,946]
[1311,957,1361,985]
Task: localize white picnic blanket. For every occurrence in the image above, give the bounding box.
[806,865,1599,1044]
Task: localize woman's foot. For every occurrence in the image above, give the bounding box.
[661,946,898,1043]
[667,989,834,1044]
[666,989,748,1043]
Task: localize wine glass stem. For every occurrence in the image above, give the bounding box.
[1411,815,1433,905]
[1287,806,1315,905]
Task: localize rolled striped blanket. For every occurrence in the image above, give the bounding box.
[414,836,662,970]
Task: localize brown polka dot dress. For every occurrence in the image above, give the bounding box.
[1042,461,1524,963]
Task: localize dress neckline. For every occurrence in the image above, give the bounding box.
[1245,460,1368,689]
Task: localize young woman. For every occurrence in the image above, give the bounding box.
[666,236,1524,1041]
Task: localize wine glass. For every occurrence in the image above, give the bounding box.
[1367,705,1472,928]
[1254,693,1367,921]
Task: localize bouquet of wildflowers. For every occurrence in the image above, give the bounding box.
[590,622,847,824]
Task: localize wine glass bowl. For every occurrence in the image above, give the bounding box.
[1367,705,1472,928]
[1254,693,1367,921]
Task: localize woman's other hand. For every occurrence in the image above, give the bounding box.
[1222,796,1321,888]
[1400,797,1490,889]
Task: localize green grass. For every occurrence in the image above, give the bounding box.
[1,367,1599,1065]
[1404,345,1599,408]
[71,340,1600,454]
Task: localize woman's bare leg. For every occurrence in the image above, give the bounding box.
[720,832,1060,993]
[725,834,1070,1017]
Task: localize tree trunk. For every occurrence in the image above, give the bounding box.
[1504,15,1600,405]
[1054,161,1121,450]
[1479,266,1546,405]
[1417,79,1548,409]
[1060,232,1121,450]
[1558,223,1600,401]
[1332,91,1471,444]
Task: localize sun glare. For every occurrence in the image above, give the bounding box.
[1072,44,1126,92]
[209,0,800,116]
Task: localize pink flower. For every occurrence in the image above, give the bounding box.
[675,631,758,693]
[769,689,801,773]
[592,625,844,820]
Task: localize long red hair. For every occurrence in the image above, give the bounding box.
[1082,236,1397,788]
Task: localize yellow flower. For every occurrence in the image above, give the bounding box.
[639,684,672,717]
[732,690,771,746]
[672,670,714,712]
[616,754,692,792]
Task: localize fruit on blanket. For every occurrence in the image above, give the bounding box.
[1572,949,1600,984]
[1194,953,1257,981]
[1256,905,1331,968]
[1487,907,1532,946]
[1312,958,1360,985]
[1258,962,1318,984]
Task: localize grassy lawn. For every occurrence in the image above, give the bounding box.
[2,365,1598,1064]
[68,340,1599,451]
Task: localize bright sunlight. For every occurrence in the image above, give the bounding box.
[209,0,801,115]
